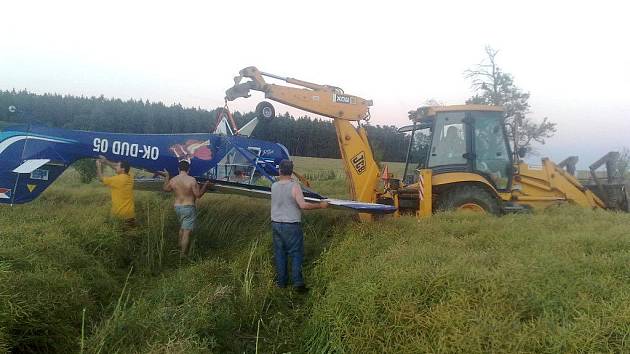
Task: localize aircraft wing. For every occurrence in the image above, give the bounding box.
[212,181,397,214]
[135,178,397,214]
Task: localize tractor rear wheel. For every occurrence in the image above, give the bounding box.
[437,185,500,215]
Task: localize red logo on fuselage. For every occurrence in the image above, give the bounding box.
[170,140,212,161]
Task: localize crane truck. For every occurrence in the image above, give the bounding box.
[225,66,629,221]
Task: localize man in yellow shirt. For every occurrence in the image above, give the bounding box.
[96,156,136,228]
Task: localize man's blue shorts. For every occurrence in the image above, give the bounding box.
[175,205,196,230]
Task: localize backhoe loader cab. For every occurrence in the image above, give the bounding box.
[401,105,511,191]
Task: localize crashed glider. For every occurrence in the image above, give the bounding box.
[0,114,396,214]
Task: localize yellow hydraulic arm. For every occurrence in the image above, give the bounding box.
[225,67,381,219]
[225,66,373,121]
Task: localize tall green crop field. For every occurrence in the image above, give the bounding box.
[1,157,630,353]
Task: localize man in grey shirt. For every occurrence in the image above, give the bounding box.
[271,160,328,293]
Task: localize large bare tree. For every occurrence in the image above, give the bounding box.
[465,46,556,154]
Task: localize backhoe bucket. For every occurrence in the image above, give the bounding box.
[581,152,629,211]
[225,81,255,101]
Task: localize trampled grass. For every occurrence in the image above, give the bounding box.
[2,157,630,353]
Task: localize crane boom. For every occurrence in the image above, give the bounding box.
[225,67,380,220]
[225,66,373,121]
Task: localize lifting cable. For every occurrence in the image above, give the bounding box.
[214,98,240,135]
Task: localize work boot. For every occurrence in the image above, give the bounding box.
[294,285,309,294]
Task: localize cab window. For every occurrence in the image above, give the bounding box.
[428,112,467,167]
[473,112,511,189]
[401,126,431,184]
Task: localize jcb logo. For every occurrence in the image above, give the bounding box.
[352,151,366,174]
[334,94,356,105]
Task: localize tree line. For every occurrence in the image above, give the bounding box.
[0,90,412,162]
[0,47,561,164]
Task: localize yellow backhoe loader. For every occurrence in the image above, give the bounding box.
[225,66,629,220]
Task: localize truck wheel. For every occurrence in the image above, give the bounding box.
[437,185,500,215]
[255,101,275,121]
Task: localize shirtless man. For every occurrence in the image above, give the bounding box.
[162,160,210,257]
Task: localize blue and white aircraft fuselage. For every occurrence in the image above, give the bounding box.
[0,124,396,214]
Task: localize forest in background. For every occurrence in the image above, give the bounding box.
[0,90,412,162]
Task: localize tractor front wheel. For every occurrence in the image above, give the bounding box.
[436,185,500,215]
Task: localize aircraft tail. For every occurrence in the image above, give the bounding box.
[0,124,79,204]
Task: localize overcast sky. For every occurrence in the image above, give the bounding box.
[2,0,629,167]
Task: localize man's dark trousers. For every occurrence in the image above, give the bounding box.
[271,222,304,287]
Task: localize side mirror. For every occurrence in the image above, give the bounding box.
[517,147,527,158]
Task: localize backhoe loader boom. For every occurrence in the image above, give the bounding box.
[225,66,373,121]
[225,67,380,220]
